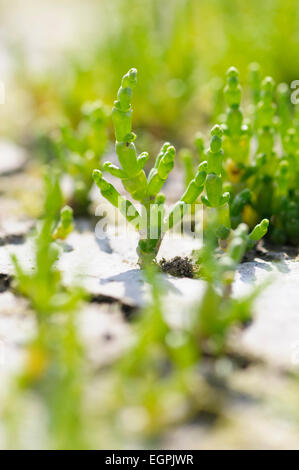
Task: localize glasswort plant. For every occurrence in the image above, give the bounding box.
[93,69,207,265]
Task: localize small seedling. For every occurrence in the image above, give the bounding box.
[52,205,74,241]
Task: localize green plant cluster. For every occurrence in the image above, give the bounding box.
[18,0,299,147]
[181,65,299,246]
[93,69,269,266]
[224,66,299,245]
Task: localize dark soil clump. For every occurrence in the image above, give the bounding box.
[160,256,194,278]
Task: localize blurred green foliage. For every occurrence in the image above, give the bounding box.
[54,101,110,214]
[87,0,299,137]
[18,0,299,144]
[8,173,88,450]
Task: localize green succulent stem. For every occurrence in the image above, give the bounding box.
[223,67,250,168]
[201,125,231,240]
[93,69,191,266]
